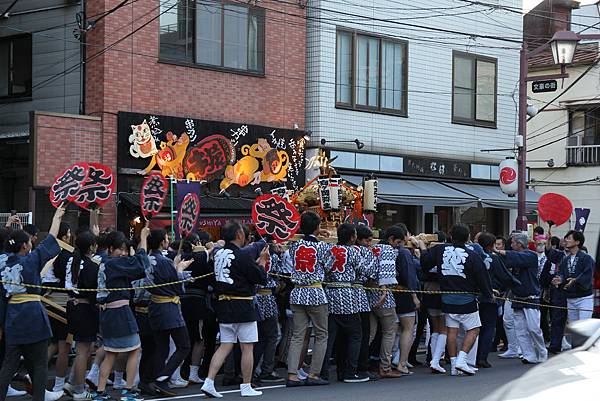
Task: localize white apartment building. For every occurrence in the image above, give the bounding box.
[305,0,535,235]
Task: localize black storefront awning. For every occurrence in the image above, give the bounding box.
[442,182,540,210]
[118,192,253,215]
[343,175,541,210]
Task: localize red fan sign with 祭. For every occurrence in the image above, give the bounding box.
[49,163,90,208]
[252,194,300,243]
[73,163,115,210]
[538,193,573,227]
[178,193,200,237]
[140,173,169,218]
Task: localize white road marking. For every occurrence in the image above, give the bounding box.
[151,385,286,400]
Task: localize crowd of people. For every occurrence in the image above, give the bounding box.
[0,208,596,401]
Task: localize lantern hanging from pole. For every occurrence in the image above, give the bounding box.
[329,176,342,211]
[499,158,518,196]
[363,177,378,212]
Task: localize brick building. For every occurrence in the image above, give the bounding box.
[11,0,307,232]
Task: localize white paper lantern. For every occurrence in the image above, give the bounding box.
[499,158,518,196]
[329,176,342,211]
[363,178,378,212]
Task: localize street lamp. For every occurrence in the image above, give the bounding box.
[549,31,579,65]
[514,27,600,230]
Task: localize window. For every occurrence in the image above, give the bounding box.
[335,29,407,115]
[452,51,497,128]
[567,109,600,165]
[159,0,265,74]
[0,35,32,99]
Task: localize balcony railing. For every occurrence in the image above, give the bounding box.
[566,144,600,166]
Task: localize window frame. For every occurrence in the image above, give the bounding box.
[0,34,32,101]
[451,50,498,129]
[335,28,408,117]
[159,0,266,77]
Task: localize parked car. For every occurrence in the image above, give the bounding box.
[482,319,600,401]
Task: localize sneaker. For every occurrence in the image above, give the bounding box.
[365,371,380,381]
[258,373,285,383]
[85,378,98,392]
[45,390,64,401]
[138,383,159,396]
[342,373,369,383]
[62,383,74,397]
[297,368,309,380]
[240,384,262,397]
[91,392,112,401]
[112,379,127,391]
[153,381,176,397]
[73,391,95,401]
[188,373,204,384]
[455,360,476,376]
[430,362,446,374]
[498,351,521,359]
[169,378,188,388]
[200,382,223,398]
[6,385,26,397]
[119,390,144,401]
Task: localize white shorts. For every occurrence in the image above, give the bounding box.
[219,322,258,343]
[445,312,481,331]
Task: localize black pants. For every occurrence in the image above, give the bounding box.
[254,317,279,376]
[139,332,157,385]
[0,339,48,401]
[540,299,551,342]
[477,303,497,362]
[153,326,191,381]
[321,313,362,379]
[357,312,371,372]
[200,314,218,378]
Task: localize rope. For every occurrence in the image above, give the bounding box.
[0,271,594,312]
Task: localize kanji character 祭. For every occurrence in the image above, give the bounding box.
[74,163,115,209]
[140,173,168,218]
[178,193,200,237]
[252,194,300,242]
[49,163,90,207]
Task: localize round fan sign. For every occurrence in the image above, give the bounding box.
[252,194,300,243]
[538,193,573,227]
[49,162,90,208]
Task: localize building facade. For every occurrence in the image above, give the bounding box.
[527,1,600,256]
[0,0,83,221]
[2,0,307,232]
[305,0,533,235]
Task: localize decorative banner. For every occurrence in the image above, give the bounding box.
[49,163,90,208]
[271,186,289,200]
[574,208,591,233]
[252,194,300,243]
[140,173,168,218]
[178,193,200,238]
[73,163,115,210]
[318,177,332,211]
[499,158,518,196]
[538,193,573,227]
[363,178,378,212]
[183,134,235,182]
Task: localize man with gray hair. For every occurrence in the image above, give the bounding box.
[498,232,548,364]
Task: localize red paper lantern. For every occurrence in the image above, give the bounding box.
[538,193,573,227]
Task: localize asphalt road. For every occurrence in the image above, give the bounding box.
[146,355,532,401]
